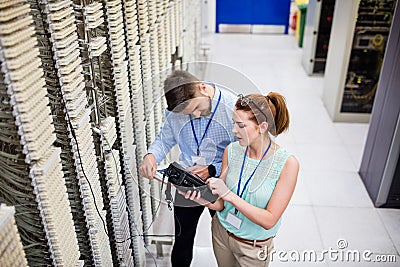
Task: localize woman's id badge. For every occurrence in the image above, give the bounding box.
[226,212,242,229]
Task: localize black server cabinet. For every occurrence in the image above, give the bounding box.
[359,0,400,208]
[341,0,397,113]
[385,159,400,208]
[302,0,336,75]
[313,0,335,73]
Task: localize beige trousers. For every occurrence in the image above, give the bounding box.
[211,215,274,267]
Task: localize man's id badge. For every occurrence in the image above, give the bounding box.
[191,156,206,166]
[226,212,242,229]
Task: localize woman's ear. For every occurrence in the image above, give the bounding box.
[259,122,268,134]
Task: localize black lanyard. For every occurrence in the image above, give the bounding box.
[235,139,272,214]
[190,90,222,156]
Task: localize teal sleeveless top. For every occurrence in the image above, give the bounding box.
[217,141,292,240]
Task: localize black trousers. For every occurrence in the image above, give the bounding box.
[171,194,215,267]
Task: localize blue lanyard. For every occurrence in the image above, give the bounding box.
[236,139,272,199]
[190,90,222,156]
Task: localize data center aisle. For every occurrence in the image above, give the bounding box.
[146,33,400,267]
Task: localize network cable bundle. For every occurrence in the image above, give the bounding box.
[137,1,158,246]
[28,0,96,264]
[74,3,121,263]
[169,2,177,57]
[149,25,164,216]
[0,1,81,265]
[181,0,202,64]
[121,3,148,262]
[104,148,134,266]
[0,0,203,266]
[0,204,28,266]
[125,0,165,262]
[152,0,172,120]
[39,0,113,265]
[124,25,147,266]
[148,3,168,217]
[74,0,140,265]
[173,0,182,56]
[120,0,161,250]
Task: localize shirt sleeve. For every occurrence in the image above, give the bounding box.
[147,110,177,163]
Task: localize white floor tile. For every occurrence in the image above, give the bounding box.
[327,257,400,267]
[191,246,218,267]
[333,123,370,146]
[291,122,344,145]
[274,205,324,251]
[145,244,172,267]
[346,144,366,170]
[289,170,313,206]
[314,206,398,255]
[377,209,400,255]
[297,144,356,172]
[275,130,297,146]
[203,62,259,95]
[302,170,373,208]
[271,259,329,267]
[152,202,175,235]
[194,210,213,247]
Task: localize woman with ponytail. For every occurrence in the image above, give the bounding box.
[182,92,299,266]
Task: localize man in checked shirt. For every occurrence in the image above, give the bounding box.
[140,70,236,267]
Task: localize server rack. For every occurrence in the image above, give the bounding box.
[0,0,203,265]
[359,1,400,207]
[322,0,397,122]
[302,0,336,75]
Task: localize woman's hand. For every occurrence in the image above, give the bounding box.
[207,178,231,201]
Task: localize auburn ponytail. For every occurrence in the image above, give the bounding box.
[266,92,290,135]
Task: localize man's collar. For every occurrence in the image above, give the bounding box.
[209,83,218,101]
[209,85,220,115]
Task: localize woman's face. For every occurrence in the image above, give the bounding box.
[232,109,260,147]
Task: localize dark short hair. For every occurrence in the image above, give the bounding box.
[164,70,200,112]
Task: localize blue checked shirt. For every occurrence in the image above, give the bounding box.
[147,86,236,176]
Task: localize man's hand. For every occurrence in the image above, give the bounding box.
[187,165,209,180]
[139,154,157,179]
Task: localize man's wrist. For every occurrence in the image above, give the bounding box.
[144,153,156,161]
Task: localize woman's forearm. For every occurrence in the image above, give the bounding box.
[205,198,224,211]
[223,193,278,229]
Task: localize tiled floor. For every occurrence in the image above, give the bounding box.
[145,33,400,266]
